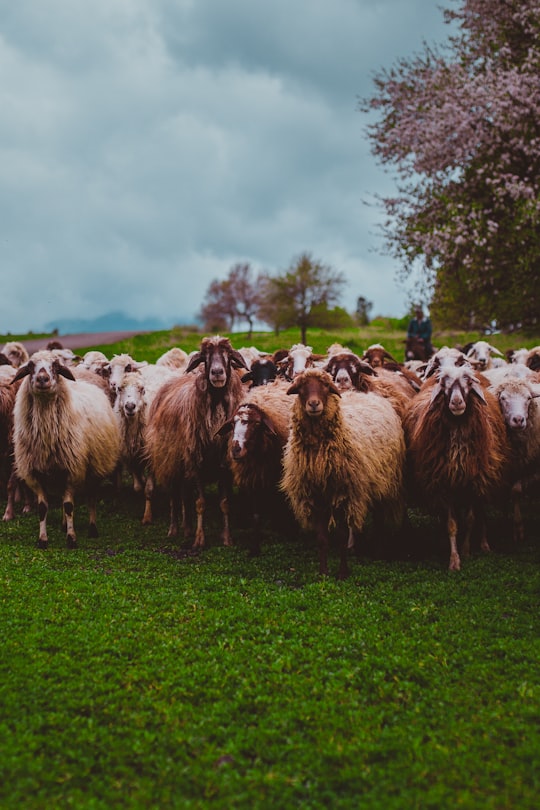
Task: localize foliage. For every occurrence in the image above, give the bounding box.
[360,0,540,332]
[257,252,347,343]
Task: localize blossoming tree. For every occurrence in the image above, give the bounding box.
[360,0,540,330]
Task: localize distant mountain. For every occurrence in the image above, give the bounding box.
[44,311,190,334]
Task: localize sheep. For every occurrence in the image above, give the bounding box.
[156,347,189,370]
[361,343,400,369]
[487,368,540,542]
[462,340,505,370]
[402,363,510,571]
[0,375,33,521]
[217,381,294,555]
[275,343,326,380]
[280,368,406,580]
[323,351,412,419]
[144,336,249,547]
[2,342,29,368]
[101,352,147,403]
[241,356,279,388]
[80,350,109,372]
[113,371,149,493]
[11,350,121,548]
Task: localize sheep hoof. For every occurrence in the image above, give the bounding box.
[88,524,99,538]
[67,535,78,549]
[37,539,48,550]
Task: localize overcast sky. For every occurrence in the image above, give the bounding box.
[1,0,452,333]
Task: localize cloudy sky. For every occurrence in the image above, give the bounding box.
[1,0,452,334]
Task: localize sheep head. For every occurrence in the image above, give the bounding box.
[430,366,486,416]
[11,351,76,395]
[287,369,341,417]
[185,336,249,389]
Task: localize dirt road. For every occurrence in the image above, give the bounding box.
[16,331,149,356]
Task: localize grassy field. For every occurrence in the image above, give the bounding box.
[0,325,539,809]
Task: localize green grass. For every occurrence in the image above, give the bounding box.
[0,326,539,809]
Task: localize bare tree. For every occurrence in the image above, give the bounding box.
[198,263,262,338]
[258,252,346,343]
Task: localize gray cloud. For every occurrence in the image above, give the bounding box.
[0,0,450,333]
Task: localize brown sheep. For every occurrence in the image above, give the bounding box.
[144,336,248,547]
[217,380,294,556]
[403,364,511,571]
[281,369,406,579]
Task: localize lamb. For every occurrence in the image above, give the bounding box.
[0,374,33,521]
[280,368,406,579]
[403,363,510,571]
[487,369,540,542]
[2,341,29,368]
[144,336,249,547]
[217,381,294,555]
[11,350,121,548]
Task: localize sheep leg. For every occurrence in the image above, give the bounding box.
[314,515,329,577]
[461,505,474,559]
[141,474,154,525]
[63,489,78,548]
[447,506,460,571]
[193,490,206,549]
[511,481,524,543]
[3,470,18,521]
[336,524,350,581]
[218,469,233,547]
[37,493,49,549]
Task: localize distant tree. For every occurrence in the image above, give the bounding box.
[360,0,540,331]
[198,262,262,339]
[258,252,346,343]
[355,296,373,326]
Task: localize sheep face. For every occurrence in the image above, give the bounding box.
[430,366,486,417]
[287,370,341,417]
[497,383,535,431]
[116,375,146,419]
[242,358,278,387]
[185,336,248,389]
[324,353,375,392]
[12,352,75,397]
[465,341,503,370]
[224,403,276,460]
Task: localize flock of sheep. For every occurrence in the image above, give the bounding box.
[0,335,539,578]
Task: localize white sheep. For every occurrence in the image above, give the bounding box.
[156,347,189,370]
[12,350,121,548]
[2,341,29,368]
[462,340,505,370]
[280,368,406,579]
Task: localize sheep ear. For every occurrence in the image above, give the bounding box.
[429,381,444,407]
[261,414,278,436]
[353,358,378,376]
[11,363,32,383]
[489,345,503,357]
[470,380,487,403]
[216,419,234,437]
[286,381,300,395]
[185,351,203,373]
[241,371,254,383]
[56,363,76,381]
[230,350,249,370]
[329,381,342,397]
